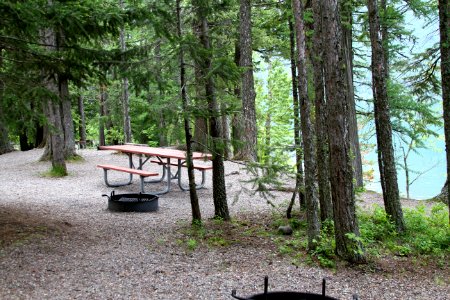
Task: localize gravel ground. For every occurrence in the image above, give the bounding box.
[0,148,448,300]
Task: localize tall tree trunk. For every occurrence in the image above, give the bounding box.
[155,40,167,147]
[292,0,321,249]
[78,95,87,149]
[232,42,243,157]
[55,28,76,158]
[194,117,208,151]
[33,99,45,148]
[40,25,67,174]
[320,0,365,263]
[59,76,76,157]
[237,0,257,162]
[0,48,13,154]
[0,119,13,154]
[177,0,201,223]
[192,22,208,153]
[287,19,305,218]
[340,0,363,188]
[438,0,450,221]
[0,85,13,154]
[311,0,333,222]
[221,102,232,160]
[197,3,230,221]
[99,83,108,146]
[120,0,132,144]
[367,0,405,233]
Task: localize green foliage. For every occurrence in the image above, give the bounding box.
[359,203,449,257]
[177,219,236,252]
[43,165,68,177]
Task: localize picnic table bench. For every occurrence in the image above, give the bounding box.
[97,164,159,193]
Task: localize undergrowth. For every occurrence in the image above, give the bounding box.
[177,203,449,269]
[276,203,449,268]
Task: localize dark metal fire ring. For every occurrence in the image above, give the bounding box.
[102,191,159,212]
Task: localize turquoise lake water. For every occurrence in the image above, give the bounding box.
[364,136,446,200]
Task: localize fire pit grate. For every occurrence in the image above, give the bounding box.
[102,191,158,212]
[232,276,358,300]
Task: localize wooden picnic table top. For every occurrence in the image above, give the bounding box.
[98,145,212,160]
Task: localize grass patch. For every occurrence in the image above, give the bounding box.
[42,165,68,177]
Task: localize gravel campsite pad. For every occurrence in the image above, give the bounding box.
[0,148,448,299]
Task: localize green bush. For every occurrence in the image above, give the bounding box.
[358,203,449,257]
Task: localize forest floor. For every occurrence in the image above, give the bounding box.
[0,148,448,299]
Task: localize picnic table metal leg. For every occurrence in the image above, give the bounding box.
[102,169,133,187]
[145,159,171,195]
[177,162,207,191]
[144,156,167,183]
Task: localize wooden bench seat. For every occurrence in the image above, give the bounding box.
[97,164,158,177]
[97,164,159,193]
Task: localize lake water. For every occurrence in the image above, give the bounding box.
[364,136,446,200]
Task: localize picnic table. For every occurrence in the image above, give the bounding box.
[97,144,212,194]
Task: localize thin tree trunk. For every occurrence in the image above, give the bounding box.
[320,0,365,263]
[221,103,232,160]
[402,147,410,200]
[237,0,257,162]
[192,22,208,153]
[232,42,243,158]
[287,19,305,218]
[292,0,320,249]
[59,76,76,157]
[311,0,333,222]
[155,40,167,147]
[99,84,108,146]
[194,117,208,151]
[367,0,405,233]
[177,0,201,223]
[197,4,230,221]
[78,95,87,149]
[120,0,132,144]
[438,0,450,221]
[340,0,363,188]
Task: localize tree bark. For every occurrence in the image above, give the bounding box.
[292,0,320,249]
[340,0,364,188]
[99,84,108,146]
[311,0,333,222]
[237,0,257,162]
[192,21,209,153]
[196,1,230,221]
[438,0,450,221]
[287,19,305,218]
[221,102,232,160]
[0,104,13,154]
[0,48,13,155]
[320,0,365,263]
[177,0,201,223]
[77,95,87,149]
[39,24,67,174]
[59,76,76,157]
[120,0,132,144]
[232,42,243,157]
[367,0,405,233]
